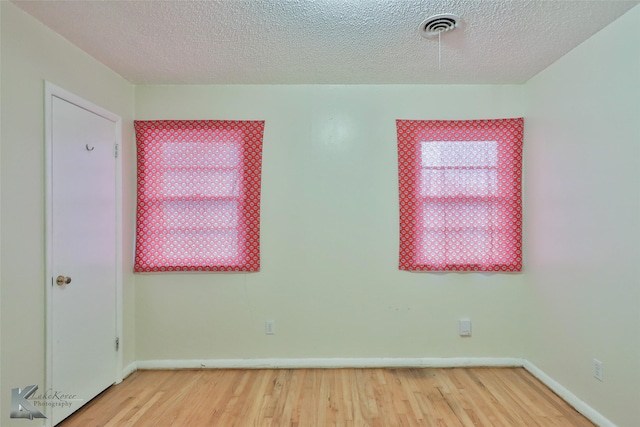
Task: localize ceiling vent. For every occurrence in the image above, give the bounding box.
[419,14,460,37]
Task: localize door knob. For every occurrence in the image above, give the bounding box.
[56,275,72,286]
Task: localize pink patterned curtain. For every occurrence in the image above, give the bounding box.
[397,118,523,272]
[134,120,264,272]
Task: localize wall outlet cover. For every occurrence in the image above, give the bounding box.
[265,320,275,335]
[593,358,603,381]
[459,318,472,336]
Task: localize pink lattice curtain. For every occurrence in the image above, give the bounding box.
[396,118,523,272]
[134,120,264,272]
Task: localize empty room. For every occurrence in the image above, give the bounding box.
[1,1,638,426]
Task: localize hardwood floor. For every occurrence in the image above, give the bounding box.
[59,368,595,426]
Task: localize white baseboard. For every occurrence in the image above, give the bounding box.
[122,361,138,378]
[523,360,616,427]
[135,357,524,370]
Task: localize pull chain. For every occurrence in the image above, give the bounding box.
[438,30,442,70]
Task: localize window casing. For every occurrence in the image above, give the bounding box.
[397,119,523,272]
[134,120,264,272]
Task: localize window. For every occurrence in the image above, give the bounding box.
[134,120,264,272]
[396,118,523,272]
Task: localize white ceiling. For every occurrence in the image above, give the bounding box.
[12,0,639,85]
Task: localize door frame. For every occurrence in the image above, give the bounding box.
[44,81,123,425]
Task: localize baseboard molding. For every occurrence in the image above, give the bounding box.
[135,357,524,370]
[523,360,616,427]
[122,361,138,379]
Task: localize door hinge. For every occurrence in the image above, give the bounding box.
[114,143,119,158]
[115,337,120,351]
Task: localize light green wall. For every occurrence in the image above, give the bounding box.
[524,5,640,426]
[134,84,527,361]
[0,3,135,425]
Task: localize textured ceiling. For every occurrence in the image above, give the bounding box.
[12,0,640,85]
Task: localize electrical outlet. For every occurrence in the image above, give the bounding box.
[265,320,275,335]
[459,318,471,336]
[593,358,603,381]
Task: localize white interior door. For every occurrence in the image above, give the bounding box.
[49,94,118,425]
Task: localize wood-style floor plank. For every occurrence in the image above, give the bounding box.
[59,368,595,427]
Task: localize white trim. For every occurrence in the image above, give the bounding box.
[523,360,616,427]
[136,357,524,370]
[114,111,124,384]
[122,362,138,380]
[44,81,124,426]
